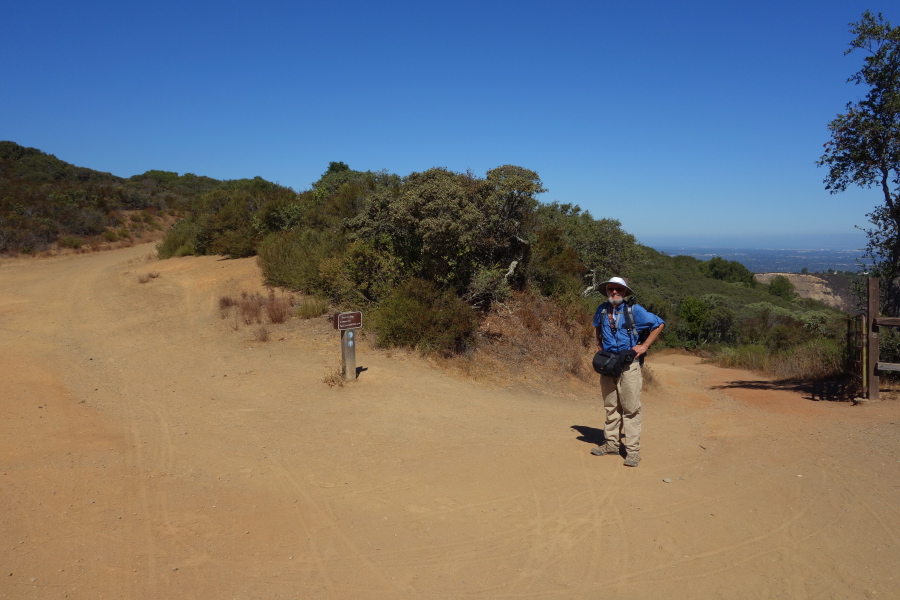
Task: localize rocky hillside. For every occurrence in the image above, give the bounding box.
[754,272,858,312]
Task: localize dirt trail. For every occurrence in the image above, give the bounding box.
[1,243,898,599]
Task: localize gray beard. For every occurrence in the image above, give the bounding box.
[608,296,624,306]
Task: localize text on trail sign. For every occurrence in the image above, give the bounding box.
[332,311,362,331]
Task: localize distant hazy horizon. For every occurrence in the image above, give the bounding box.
[648,245,863,273]
[639,231,866,251]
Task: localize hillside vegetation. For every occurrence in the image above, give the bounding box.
[0,141,291,253]
[0,142,852,385]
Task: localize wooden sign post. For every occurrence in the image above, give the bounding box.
[332,312,362,381]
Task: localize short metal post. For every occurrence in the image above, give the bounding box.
[341,329,357,381]
[333,311,362,382]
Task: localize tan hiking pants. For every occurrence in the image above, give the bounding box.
[600,360,642,453]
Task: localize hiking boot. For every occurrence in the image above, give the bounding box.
[623,452,641,467]
[591,442,620,456]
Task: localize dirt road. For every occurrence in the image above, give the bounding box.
[2,243,898,599]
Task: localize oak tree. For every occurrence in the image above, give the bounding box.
[819,11,900,311]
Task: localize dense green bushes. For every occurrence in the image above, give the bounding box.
[370,279,479,355]
[768,275,796,300]
[347,165,544,293]
[715,337,844,380]
[701,256,755,285]
[156,219,201,258]
[318,241,404,304]
[158,158,851,381]
[257,229,344,293]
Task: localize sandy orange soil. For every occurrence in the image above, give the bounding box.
[1,243,898,599]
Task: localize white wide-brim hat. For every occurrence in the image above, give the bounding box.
[600,276,635,296]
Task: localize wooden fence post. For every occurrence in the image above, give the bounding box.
[868,277,880,401]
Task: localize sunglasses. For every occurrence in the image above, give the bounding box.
[607,286,628,294]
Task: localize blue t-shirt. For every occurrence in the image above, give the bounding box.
[593,302,665,353]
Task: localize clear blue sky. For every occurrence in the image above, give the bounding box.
[1,0,889,249]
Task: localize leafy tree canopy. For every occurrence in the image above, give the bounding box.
[769,275,796,300]
[701,256,755,285]
[347,166,543,292]
[533,202,639,293]
[818,11,900,311]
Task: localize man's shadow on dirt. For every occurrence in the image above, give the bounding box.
[570,425,605,446]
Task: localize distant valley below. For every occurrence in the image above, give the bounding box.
[652,246,864,274]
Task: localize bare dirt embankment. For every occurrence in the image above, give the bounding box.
[2,243,898,599]
[754,272,855,310]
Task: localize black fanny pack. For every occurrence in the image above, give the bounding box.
[592,349,637,377]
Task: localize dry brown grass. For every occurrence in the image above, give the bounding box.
[137,272,160,284]
[473,292,595,382]
[264,290,292,324]
[238,292,265,325]
[253,324,270,342]
[218,289,298,342]
[323,364,344,387]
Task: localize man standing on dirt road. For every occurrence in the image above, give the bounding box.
[591,277,665,467]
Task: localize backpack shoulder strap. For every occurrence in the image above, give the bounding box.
[623,303,635,331]
[593,302,611,328]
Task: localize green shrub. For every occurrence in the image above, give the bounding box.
[773,338,844,379]
[208,226,257,258]
[371,278,478,355]
[295,296,330,319]
[701,256,755,285]
[713,338,843,380]
[714,344,769,372]
[526,225,586,297]
[769,275,796,300]
[318,240,404,304]
[877,327,900,365]
[256,229,344,292]
[157,218,200,258]
[58,235,83,249]
[466,265,512,309]
[677,296,711,346]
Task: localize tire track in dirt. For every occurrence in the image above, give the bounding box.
[58,249,170,596]
[245,429,403,598]
[105,254,242,596]
[501,459,625,597]
[34,247,222,596]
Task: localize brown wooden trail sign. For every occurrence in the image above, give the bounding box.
[332,311,362,331]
